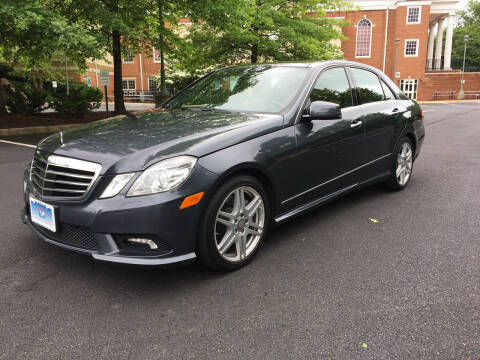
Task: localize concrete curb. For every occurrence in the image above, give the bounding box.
[418,100,480,104]
[0,108,164,136]
[0,124,79,136]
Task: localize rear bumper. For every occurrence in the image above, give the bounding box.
[21,207,197,266]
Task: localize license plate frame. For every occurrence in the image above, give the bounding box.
[29,196,56,232]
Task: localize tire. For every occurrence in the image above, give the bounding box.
[384,137,414,190]
[196,175,270,272]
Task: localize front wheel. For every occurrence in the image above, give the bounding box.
[196,175,269,271]
[384,137,414,190]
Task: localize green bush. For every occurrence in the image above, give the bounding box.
[4,81,48,114]
[49,81,103,118]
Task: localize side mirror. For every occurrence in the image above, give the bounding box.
[305,101,341,120]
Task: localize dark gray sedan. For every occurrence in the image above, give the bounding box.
[22,61,425,271]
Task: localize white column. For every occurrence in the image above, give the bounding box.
[427,23,436,69]
[435,18,445,69]
[443,15,455,69]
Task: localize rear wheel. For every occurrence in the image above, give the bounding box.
[384,137,414,190]
[196,175,269,271]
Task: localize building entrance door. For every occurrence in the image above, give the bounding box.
[400,79,418,100]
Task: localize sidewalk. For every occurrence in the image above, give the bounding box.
[42,102,155,113]
[418,99,480,104]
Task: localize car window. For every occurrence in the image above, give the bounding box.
[165,66,309,113]
[309,67,353,108]
[381,80,396,100]
[350,68,385,104]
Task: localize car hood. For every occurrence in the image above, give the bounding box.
[37,109,284,174]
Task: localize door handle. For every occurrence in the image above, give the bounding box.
[391,108,400,116]
[350,120,362,128]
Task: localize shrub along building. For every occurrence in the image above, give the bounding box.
[79,1,477,102]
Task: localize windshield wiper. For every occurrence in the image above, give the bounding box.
[181,104,210,111]
[181,104,231,113]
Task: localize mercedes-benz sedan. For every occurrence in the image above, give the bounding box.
[22,61,425,271]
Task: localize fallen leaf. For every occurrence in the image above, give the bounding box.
[369,218,379,223]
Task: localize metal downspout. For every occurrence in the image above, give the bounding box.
[383,7,390,73]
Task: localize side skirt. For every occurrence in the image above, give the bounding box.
[273,171,391,224]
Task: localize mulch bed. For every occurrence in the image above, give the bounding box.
[0,112,122,129]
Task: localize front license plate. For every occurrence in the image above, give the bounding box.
[30,196,56,232]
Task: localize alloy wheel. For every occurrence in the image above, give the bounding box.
[396,142,413,186]
[214,186,265,262]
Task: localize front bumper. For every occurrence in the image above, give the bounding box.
[21,208,196,265]
[22,162,218,266]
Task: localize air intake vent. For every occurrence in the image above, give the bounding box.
[30,152,101,200]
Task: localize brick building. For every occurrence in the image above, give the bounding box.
[80,0,478,102]
[120,49,162,97]
[80,49,162,102]
[328,0,480,100]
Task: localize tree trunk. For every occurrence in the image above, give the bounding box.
[160,49,168,96]
[251,43,258,63]
[112,30,126,114]
[158,0,169,97]
[0,80,7,115]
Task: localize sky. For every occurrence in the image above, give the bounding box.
[457,0,469,10]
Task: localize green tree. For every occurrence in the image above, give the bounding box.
[0,0,101,113]
[0,0,101,73]
[51,0,156,113]
[452,0,480,68]
[178,0,349,73]
[149,0,184,102]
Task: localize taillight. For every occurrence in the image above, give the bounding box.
[419,107,424,121]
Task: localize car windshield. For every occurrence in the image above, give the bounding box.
[165,66,309,113]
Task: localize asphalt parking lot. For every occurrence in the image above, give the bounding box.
[1,103,479,359]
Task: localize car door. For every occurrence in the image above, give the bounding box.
[348,67,404,177]
[283,67,366,209]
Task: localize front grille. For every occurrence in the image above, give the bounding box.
[30,151,101,200]
[34,222,99,251]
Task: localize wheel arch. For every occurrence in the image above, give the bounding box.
[403,132,417,154]
[205,163,278,217]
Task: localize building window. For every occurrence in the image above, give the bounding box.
[148,76,158,91]
[355,19,372,58]
[400,79,418,100]
[153,48,161,63]
[122,79,136,90]
[404,39,419,56]
[123,51,134,63]
[407,6,421,24]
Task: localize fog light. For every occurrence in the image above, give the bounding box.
[127,238,158,250]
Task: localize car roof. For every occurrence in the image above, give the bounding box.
[221,61,385,74]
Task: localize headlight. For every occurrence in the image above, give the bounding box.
[99,173,135,199]
[127,156,197,197]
